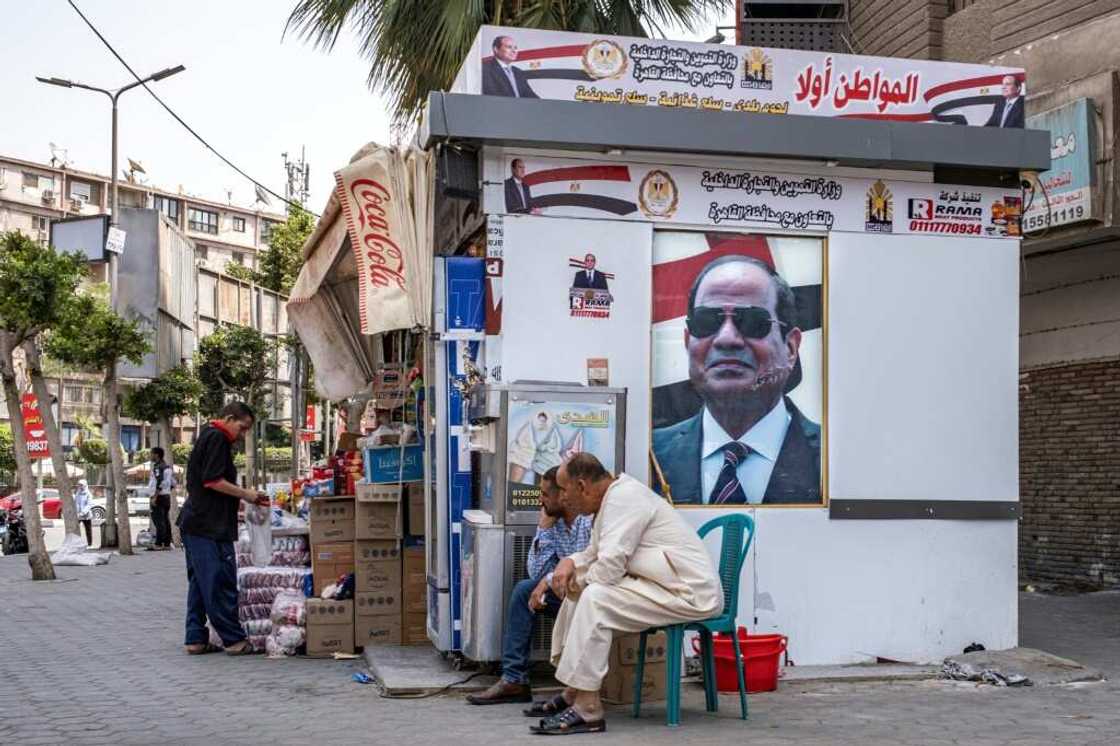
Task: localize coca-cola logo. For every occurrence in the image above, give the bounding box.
[349,178,406,291]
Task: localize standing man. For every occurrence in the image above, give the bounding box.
[984,75,1025,128]
[177,402,269,656]
[147,446,176,551]
[504,159,535,214]
[467,467,593,706]
[483,35,540,98]
[652,255,821,504]
[74,479,93,546]
[527,454,722,735]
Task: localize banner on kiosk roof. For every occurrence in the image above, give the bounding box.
[485,154,1023,239]
[456,26,1027,128]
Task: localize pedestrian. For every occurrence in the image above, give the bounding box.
[147,446,176,550]
[177,402,269,656]
[74,478,94,546]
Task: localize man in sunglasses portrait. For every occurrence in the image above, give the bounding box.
[652,255,821,505]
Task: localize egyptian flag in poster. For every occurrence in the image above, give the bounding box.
[651,231,824,429]
[520,163,638,217]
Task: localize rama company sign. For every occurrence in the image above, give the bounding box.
[1024,98,1097,232]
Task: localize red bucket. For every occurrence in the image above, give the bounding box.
[692,628,788,693]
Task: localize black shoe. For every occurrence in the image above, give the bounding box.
[466,680,533,705]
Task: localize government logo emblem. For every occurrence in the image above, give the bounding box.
[582,40,628,80]
[741,48,774,90]
[865,180,894,233]
[638,170,679,219]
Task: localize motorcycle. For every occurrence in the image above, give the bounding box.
[0,508,29,555]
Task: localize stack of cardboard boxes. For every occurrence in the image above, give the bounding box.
[600,632,668,704]
[306,478,427,656]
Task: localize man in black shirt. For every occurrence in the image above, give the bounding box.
[177,402,269,655]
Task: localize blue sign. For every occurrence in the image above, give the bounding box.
[1024,98,1096,231]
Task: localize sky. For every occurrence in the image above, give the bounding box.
[1,1,732,213]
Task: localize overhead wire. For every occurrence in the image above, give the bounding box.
[65,0,318,217]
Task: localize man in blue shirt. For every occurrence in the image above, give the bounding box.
[467,466,592,705]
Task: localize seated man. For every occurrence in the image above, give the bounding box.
[467,466,592,705]
[530,453,722,736]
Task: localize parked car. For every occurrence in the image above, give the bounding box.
[3,489,110,522]
[126,486,152,516]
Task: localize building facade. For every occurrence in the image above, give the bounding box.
[0,153,292,458]
[823,0,1120,587]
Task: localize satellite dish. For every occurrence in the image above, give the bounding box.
[127,158,147,174]
[254,184,272,206]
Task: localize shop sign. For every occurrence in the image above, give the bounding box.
[458,26,1027,128]
[1023,98,1097,232]
[20,393,50,460]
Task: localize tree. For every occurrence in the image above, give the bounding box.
[0,231,86,579]
[196,325,275,488]
[286,0,730,124]
[22,341,80,535]
[221,206,315,295]
[123,365,202,546]
[46,290,150,555]
[0,423,15,482]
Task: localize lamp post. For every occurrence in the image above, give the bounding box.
[35,65,185,301]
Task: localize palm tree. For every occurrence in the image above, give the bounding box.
[286,0,730,125]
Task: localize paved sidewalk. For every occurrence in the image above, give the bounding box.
[1,550,1117,745]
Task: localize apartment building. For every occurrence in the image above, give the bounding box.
[0,152,293,456]
[0,152,286,274]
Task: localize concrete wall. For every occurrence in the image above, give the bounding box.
[944,0,1120,63]
[848,0,947,60]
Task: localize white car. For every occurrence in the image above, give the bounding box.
[126,486,152,516]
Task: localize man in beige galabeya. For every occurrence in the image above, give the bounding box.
[525,453,723,736]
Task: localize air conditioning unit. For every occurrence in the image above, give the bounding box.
[41,190,55,205]
[70,198,85,212]
[36,229,49,244]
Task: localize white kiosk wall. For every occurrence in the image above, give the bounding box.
[678,231,1020,664]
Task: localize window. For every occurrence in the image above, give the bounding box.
[196,244,209,261]
[120,425,142,453]
[188,207,219,234]
[154,195,181,222]
[22,172,54,191]
[69,181,92,202]
[261,219,280,243]
[61,423,80,448]
[64,385,84,403]
[233,216,246,232]
[232,252,246,265]
[32,215,48,232]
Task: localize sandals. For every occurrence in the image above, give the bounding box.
[529,707,607,736]
[524,693,569,718]
[184,643,220,655]
[224,641,253,656]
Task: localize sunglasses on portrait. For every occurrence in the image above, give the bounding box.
[685,305,789,339]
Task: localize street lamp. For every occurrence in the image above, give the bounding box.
[35,64,185,299]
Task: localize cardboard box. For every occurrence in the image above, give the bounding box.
[355,615,402,647]
[305,599,354,657]
[355,589,401,618]
[600,661,667,704]
[356,481,402,502]
[355,499,402,540]
[401,610,427,645]
[311,541,355,596]
[402,545,427,613]
[354,540,402,594]
[309,497,355,544]
[612,631,668,667]
[407,482,425,536]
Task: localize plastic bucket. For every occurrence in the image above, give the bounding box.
[692,628,788,693]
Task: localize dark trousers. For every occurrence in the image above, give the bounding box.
[79,519,92,546]
[152,495,172,547]
[501,577,562,685]
[181,533,243,647]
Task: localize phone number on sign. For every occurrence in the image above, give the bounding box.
[1024,205,1086,232]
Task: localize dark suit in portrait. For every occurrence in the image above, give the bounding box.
[505,178,533,214]
[482,58,539,99]
[572,270,609,290]
[984,97,1025,128]
[651,398,821,505]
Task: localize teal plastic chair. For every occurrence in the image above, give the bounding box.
[632,513,756,726]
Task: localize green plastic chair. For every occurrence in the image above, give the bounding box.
[632,513,756,726]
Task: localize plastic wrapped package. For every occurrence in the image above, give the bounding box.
[265,591,308,658]
[238,603,274,623]
[270,591,307,626]
[245,504,273,567]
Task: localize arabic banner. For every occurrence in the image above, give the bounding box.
[456,26,1027,128]
[1023,98,1098,232]
[506,399,618,510]
[20,393,50,461]
[485,154,1022,239]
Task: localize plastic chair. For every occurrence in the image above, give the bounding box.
[632,513,756,726]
